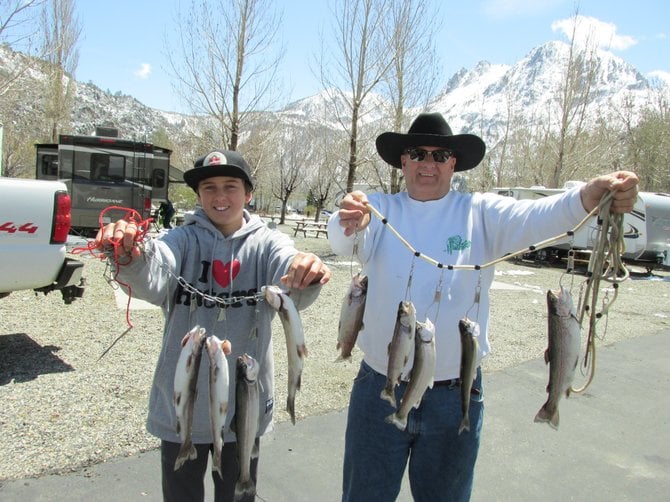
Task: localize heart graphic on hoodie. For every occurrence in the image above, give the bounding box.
[212,259,240,288]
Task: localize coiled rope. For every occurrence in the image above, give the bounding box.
[570,194,627,393]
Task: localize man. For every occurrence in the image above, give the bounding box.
[327,112,638,501]
[96,149,330,501]
[159,199,175,229]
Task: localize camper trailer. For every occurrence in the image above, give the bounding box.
[35,128,172,235]
[491,184,670,270]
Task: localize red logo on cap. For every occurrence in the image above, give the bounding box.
[207,153,223,166]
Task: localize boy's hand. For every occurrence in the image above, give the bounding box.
[281,252,331,289]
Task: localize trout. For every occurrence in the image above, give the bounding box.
[535,286,581,429]
[458,317,480,434]
[206,335,231,478]
[386,318,435,430]
[173,325,207,471]
[233,353,260,500]
[263,285,306,424]
[380,301,416,409]
[337,273,368,361]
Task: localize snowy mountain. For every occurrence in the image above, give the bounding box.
[1,40,666,154]
[427,41,657,140]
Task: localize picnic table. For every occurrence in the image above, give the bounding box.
[293,220,328,238]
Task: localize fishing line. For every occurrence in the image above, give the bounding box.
[97,327,132,361]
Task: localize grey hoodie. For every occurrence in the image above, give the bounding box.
[113,208,321,444]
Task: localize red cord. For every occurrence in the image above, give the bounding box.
[71,206,154,328]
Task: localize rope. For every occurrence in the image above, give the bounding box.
[570,195,627,393]
[71,206,154,329]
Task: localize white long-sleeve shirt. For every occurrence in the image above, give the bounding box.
[328,188,587,380]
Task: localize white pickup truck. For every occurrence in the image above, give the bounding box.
[0,177,85,303]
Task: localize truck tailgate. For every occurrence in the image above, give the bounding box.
[0,178,69,293]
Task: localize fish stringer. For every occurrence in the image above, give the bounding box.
[464,271,483,323]
[403,254,419,303]
[424,267,446,323]
[350,230,363,277]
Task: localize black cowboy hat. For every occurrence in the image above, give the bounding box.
[375,112,486,171]
[184,149,254,191]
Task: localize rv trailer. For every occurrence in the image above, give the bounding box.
[35,128,172,236]
[491,185,670,271]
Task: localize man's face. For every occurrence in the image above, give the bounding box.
[400,146,457,201]
[196,176,252,236]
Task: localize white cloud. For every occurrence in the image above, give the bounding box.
[551,15,637,51]
[648,70,670,86]
[134,63,152,80]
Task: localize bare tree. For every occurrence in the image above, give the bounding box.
[548,14,600,187]
[625,91,670,192]
[380,0,441,193]
[271,137,305,224]
[0,0,44,96]
[167,0,283,150]
[40,0,80,141]
[319,0,394,193]
[0,0,45,176]
[305,123,347,221]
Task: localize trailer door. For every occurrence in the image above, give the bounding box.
[145,148,170,203]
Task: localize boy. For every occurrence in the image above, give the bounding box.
[96,149,330,501]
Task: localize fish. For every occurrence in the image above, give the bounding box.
[458,317,480,434]
[337,273,368,361]
[380,301,417,409]
[233,353,260,500]
[262,285,307,425]
[534,286,581,429]
[385,318,435,430]
[173,325,207,471]
[206,335,231,479]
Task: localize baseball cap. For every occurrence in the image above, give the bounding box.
[183,149,254,191]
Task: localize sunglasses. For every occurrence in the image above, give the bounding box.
[403,147,454,163]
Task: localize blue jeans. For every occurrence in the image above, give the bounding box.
[342,361,484,502]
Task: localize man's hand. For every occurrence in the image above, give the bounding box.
[338,190,371,237]
[580,171,639,214]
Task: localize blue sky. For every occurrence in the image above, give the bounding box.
[75,0,669,113]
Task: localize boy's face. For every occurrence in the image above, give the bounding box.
[196,176,252,236]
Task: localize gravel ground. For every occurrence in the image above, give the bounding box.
[1,221,669,480]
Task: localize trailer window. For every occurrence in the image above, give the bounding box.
[40,154,59,176]
[90,153,125,181]
[152,169,166,188]
[108,155,125,181]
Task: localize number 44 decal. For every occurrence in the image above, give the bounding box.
[0,222,39,234]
